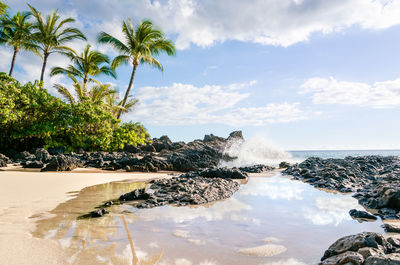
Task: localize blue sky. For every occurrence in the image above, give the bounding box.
[2,0,400,150]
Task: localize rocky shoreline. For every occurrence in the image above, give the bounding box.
[283,156,400,220]
[3,138,400,264]
[0,131,244,173]
[284,156,400,264]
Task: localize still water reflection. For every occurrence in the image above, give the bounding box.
[33,173,384,265]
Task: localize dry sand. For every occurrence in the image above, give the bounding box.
[0,167,171,265]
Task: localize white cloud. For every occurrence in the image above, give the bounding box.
[6,0,400,50]
[302,196,362,226]
[130,81,308,126]
[300,76,400,108]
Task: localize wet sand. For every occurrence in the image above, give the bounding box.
[0,167,171,265]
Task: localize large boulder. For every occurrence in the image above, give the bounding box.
[152,136,173,152]
[321,232,390,261]
[0,153,11,167]
[41,155,81,171]
[32,148,52,163]
[320,232,400,265]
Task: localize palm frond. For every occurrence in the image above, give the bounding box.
[97,31,130,54]
[111,54,130,70]
[53,83,76,104]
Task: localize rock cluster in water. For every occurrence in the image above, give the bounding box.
[320,232,400,265]
[237,164,275,173]
[284,156,400,220]
[0,131,244,173]
[119,167,245,208]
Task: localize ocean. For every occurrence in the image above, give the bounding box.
[289,149,400,160]
[220,137,400,167]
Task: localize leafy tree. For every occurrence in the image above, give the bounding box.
[45,101,119,152]
[0,72,70,150]
[98,19,175,119]
[28,5,86,82]
[50,44,116,92]
[0,12,38,76]
[0,73,150,152]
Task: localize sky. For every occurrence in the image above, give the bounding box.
[2,0,400,150]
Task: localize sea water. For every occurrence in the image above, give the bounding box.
[33,172,385,265]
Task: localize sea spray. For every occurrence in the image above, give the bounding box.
[219,136,293,167]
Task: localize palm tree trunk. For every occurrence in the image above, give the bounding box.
[40,53,49,82]
[9,49,18,77]
[83,75,88,96]
[117,64,137,119]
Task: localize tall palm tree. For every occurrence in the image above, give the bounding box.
[50,44,116,95]
[98,19,175,119]
[28,5,86,82]
[0,12,38,76]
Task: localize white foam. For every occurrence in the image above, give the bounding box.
[219,135,296,167]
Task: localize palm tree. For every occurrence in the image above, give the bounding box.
[50,44,116,95]
[97,19,175,119]
[105,92,138,118]
[54,75,116,104]
[28,5,86,82]
[0,12,38,76]
[0,1,7,16]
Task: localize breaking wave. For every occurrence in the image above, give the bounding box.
[219,136,296,167]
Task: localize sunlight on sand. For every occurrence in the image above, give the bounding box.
[238,244,287,257]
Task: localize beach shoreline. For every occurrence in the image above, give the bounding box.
[0,168,171,265]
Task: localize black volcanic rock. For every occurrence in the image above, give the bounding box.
[118,167,244,209]
[180,167,248,179]
[238,164,275,173]
[349,209,377,221]
[284,156,400,220]
[320,232,400,265]
[23,160,44,168]
[0,153,11,167]
[41,154,81,171]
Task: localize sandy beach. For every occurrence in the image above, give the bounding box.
[0,168,171,265]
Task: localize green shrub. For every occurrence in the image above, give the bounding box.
[110,122,151,151]
[0,73,150,152]
[0,73,70,150]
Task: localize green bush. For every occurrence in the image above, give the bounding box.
[110,122,151,151]
[0,73,150,152]
[0,73,70,150]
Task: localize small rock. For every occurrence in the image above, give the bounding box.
[90,208,109,218]
[279,161,290,169]
[349,209,378,221]
[383,223,400,233]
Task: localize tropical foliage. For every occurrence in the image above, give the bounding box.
[0,1,7,16]
[98,19,175,118]
[50,44,116,90]
[0,12,37,76]
[0,4,176,152]
[28,4,86,81]
[0,73,150,152]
